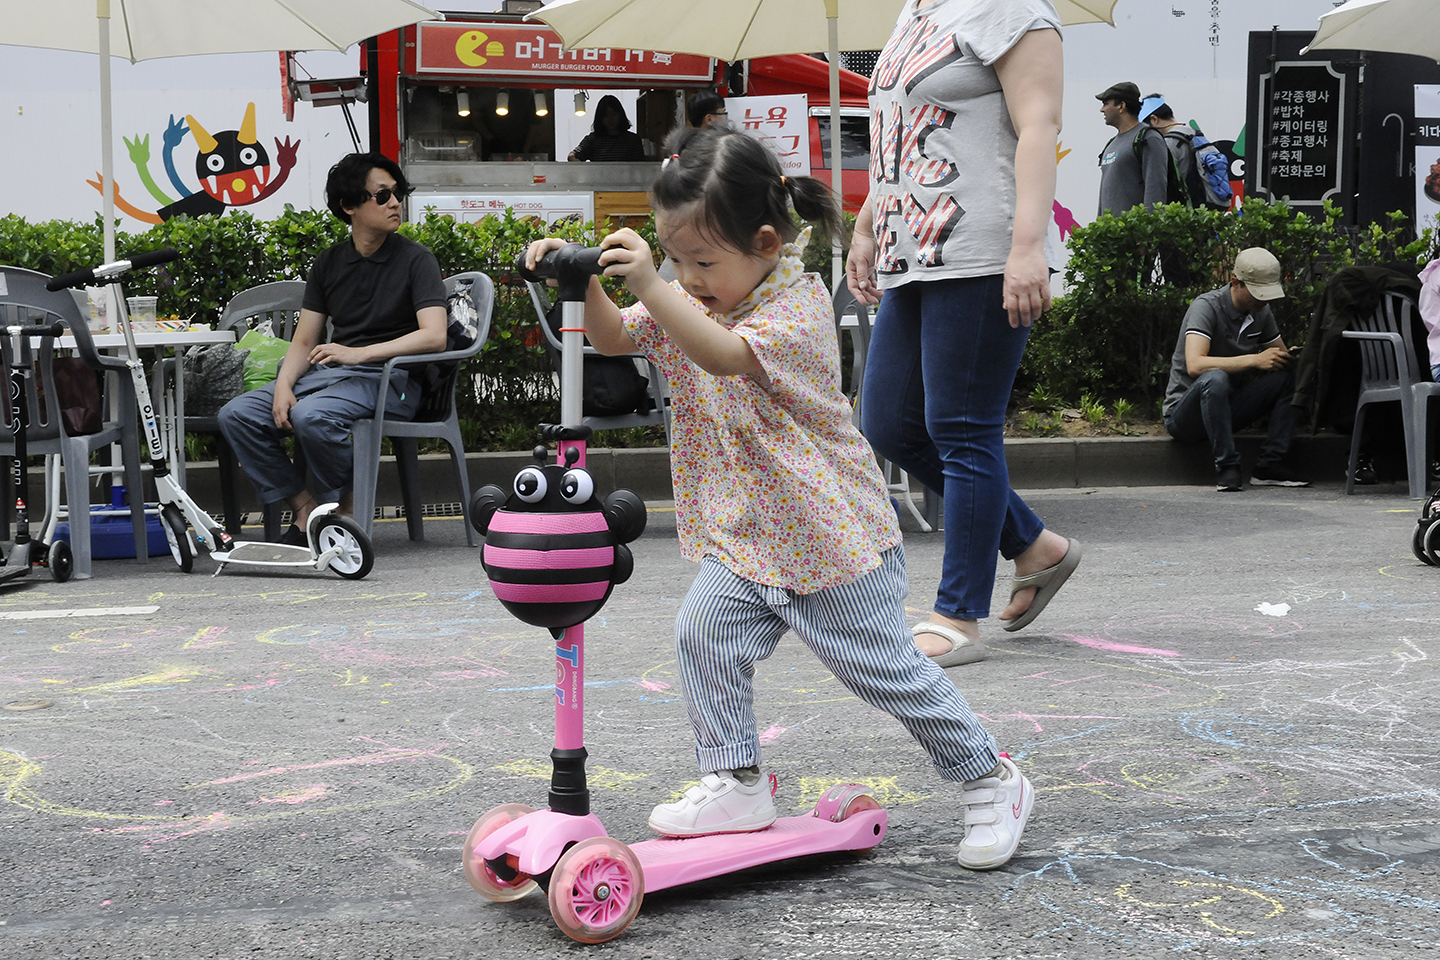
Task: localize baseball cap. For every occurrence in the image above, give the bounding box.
[1137,95,1166,122]
[1095,82,1141,104]
[1234,248,1286,301]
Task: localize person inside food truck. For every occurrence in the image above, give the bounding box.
[567,94,646,162]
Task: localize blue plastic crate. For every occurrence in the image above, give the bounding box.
[54,486,171,559]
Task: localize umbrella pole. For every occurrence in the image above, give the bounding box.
[97,0,116,263]
[826,3,842,291]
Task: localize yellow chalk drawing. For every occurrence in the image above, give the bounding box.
[2,750,164,821]
[1115,879,1285,936]
[73,666,202,694]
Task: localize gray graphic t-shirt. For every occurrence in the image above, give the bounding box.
[868,0,1061,289]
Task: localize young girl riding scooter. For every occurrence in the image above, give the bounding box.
[524,126,1034,870]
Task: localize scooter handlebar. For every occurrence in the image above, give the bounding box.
[1,321,66,339]
[45,247,181,291]
[515,244,607,284]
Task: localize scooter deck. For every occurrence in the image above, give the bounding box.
[212,542,315,565]
[630,809,887,893]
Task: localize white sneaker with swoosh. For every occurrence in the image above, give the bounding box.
[957,754,1032,870]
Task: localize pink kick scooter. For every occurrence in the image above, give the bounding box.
[461,244,887,944]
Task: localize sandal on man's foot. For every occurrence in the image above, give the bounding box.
[1000,538,1082,633]
[912,621,986,667]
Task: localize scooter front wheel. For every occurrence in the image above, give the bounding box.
[161,504,193,573]
[46,540,72,582]
[463,803,537,901]
[549,836,644,944]
[314,515,373,580]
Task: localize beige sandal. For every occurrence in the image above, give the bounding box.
[912,621,986,667]
[1001,538,1082,633]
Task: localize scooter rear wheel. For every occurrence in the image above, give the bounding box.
[46,540,72,582]
[314,515,373,580]
[548,836,644,944]
[463,803,537,901]
[161,504,193,573]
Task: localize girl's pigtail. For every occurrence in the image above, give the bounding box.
[785,175,845,244]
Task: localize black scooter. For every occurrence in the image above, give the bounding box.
[0,319,73,583]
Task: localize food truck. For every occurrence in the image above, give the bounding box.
[367,7,871,228]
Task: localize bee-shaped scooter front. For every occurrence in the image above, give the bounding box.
[472,444,646,630]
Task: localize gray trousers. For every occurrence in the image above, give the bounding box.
[674,545,1001,784]
[218,364,418,506]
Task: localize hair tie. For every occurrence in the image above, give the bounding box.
[661,153,680,170]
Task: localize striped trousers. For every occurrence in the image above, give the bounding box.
[674,545,1000,784]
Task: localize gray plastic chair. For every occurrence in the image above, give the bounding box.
[833,283,939,531]
[526,280,671,443]
[0,265,149,578]
[1342,290,1438,499]
[350,271,494,545]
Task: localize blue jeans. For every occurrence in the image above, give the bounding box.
[219,364,417,505]
[861,276,1046,622]
[1163,368,1296,470]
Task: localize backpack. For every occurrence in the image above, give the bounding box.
[1189,131,1235,210]
[411,284,484,420]
[1132,126,1190,208]
[541,299,652,418]
[1134,125,1233,211]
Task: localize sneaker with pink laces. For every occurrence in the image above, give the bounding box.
[957,754,1032,870]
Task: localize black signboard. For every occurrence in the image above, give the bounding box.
[1257,60,1346,206]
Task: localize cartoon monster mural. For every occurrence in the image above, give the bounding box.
[88,102,300,224]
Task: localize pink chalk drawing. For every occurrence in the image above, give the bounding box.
[1058,634,1181,658]
[758,725,787,743]
[636,680,671,691]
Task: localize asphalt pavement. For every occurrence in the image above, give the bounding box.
[1,478,1438,959]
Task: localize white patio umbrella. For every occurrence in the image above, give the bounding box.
[1303,0,1440,63]
[0,0,443,262]
[532,0,1116,280]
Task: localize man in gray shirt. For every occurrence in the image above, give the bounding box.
[1096,81,1167,217]
[1163,248,1310,492]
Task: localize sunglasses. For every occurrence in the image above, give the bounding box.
[365,185,413,205]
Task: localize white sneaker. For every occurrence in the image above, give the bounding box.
[957,754,1032,870]
[648,771,778,838]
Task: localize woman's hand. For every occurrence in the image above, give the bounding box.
[1002,243,1052,328]
[846,230,881,306]
[598,228,662,299]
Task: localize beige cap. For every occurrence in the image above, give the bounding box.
[1234,248,1285,301]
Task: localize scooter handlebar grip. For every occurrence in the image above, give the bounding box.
[129,247,181,271]
[46,267,95,291]
[514,244,608,283]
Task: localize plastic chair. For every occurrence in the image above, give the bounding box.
[526,280,672,443]
[0,265,149,578]
[833,284,940,531]
[1342,290,1438,499]
[350,271,495,545]
[160,280,306,536]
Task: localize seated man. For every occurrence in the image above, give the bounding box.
[1162,247,1310,492]
[219,152,448,543]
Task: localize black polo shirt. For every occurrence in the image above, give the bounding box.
[302,232,447,350]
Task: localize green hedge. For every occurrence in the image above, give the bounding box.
[1021,198,1439,411]
[6,199,1432,446]
[0,207,663,451]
